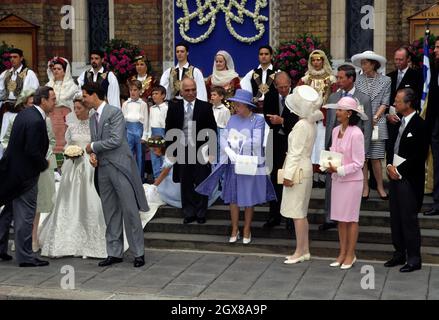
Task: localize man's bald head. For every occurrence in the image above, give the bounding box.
[180,78,197,102]
[274,71,292,97]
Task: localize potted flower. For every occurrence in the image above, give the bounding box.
[102,39,146,83]
[0,41,13,74]
[273,34,332,87]
[408,34,436,70]
[102,39,149,100]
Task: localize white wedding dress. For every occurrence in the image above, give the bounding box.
[39,119,107,258]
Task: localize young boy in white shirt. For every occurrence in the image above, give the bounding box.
[210,86,231,164]
[122,80,149,180]
[147,85,168,179]
[210,86,231,129]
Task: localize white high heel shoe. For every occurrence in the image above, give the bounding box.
[330,261,341,267]
[284,254,307,265]
[340,257,357,270]
[286,253,311,261]
[243,234,252,245]
[229,231,240,243]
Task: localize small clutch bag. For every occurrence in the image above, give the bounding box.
[277,168,303,185]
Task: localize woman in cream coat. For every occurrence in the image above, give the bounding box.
[281,85,323,265]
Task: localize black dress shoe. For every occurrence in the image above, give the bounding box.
[19,259,49,267]
[183,217,197,224]
[384,257,406,268]
[197,217,206,224]
[424,209,439,216]
[318,222,337,231]
[263,219,281,229]
[400,263,422,273]
[98,256,123,267]
[0,253,12,261]
[134,255,145,268]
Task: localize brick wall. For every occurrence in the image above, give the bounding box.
[114,0,163,76]
[386,0,437,71]
[0,0,72,84]
[278,0,331,48]
[1,0,437,79]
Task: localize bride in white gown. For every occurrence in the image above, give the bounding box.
[39,97,107,258]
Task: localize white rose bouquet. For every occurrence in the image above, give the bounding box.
[64,145,84,160]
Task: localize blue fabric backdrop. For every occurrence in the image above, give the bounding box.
[174,1,270,77]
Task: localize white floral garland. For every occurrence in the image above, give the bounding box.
[176,0,268,44]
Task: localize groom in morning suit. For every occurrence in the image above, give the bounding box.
[83,82,148,268]
[0,86,55,267]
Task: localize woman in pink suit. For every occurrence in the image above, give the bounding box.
[323,97,368,270]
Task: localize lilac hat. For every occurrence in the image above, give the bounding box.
[228,89,257,109]
[324,96,369,120]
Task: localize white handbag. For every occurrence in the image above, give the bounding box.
[234,127,258,176]
[235,154,258,176]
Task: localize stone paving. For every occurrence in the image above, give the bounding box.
[0,248,438,300]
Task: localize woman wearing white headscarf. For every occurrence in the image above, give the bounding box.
[46,57,81,153]
[298,50,337,188]
[206,50,241,100]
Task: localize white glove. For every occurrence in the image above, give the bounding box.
[224,147,237,162]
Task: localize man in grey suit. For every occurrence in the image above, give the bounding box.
[319,64,372,231]
[83,82,148,268]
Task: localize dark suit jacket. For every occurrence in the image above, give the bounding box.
[0,106,49,205]
[165,99,217,182]
[387,68,423,108]
[263,89,298,136]
[386,113,429,210]
[425,62,439,133]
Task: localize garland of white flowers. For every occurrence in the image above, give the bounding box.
[176,0,268,44]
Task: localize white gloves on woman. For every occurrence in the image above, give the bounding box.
[224,147,237,162]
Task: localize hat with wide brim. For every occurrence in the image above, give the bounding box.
[351,50,387,74]
[228,89,257,109]
[323,96,369,121]
[15,89,35,108]
[285,85,323,119]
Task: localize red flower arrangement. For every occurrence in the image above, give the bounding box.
[0,41,13,74]
[102,39,146,83]
[273,34,332,87]
[408,33,436,69]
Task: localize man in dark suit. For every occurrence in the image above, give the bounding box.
[0,86,55,267]
[165,78,217,224]
[424,37,439,216]
[385,88,429,273]
[386,47,423,159]
[319,64,373,231]
[262,71,298,229]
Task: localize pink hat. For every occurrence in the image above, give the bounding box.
[323,96,368,120]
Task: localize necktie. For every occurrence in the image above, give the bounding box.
[94,112,99,135]
[396,71,403,89]
[394,117,406,155]
[186,102,193,113]
[280,96,285,116]
[342,91,352,97]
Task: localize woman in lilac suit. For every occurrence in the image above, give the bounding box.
[196,89,276,245]
[323,97,368,270]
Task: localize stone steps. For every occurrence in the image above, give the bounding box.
[143,191,439,263]
[145,217,439,247]
[143,232,439,264]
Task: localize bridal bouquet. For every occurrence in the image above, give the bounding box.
[64,145,84,159]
